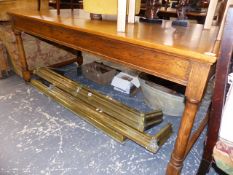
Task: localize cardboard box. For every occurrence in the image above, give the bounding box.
[111,72,140,94]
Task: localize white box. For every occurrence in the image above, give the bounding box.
[111,72,140,94]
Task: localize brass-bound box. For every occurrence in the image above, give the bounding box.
[81,62,117,85]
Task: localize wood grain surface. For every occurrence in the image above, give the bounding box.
[8,9,219,62]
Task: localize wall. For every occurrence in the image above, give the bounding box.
[0,0,49,21]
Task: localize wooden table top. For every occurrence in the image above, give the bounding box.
[8,9,219,63]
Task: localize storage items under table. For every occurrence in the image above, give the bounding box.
[32,66,173,153]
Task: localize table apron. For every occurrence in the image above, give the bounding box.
[12,16,193,85]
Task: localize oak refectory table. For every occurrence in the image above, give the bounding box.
[8,9,219,175]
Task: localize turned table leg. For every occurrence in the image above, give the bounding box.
[166,63,212,175]
[0,42,10,79]
[14,31,31,82]
[71,0,74,11]
[57,0,61,15]
[166,99,200,175]
[37,0,41,11]
[76,50,83,66]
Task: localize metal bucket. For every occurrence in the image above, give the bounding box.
[139,73,185,116]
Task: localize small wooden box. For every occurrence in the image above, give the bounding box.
[81,62,117,85]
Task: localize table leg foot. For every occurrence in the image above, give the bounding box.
[166,153,183,175]
[22,70,31,82]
